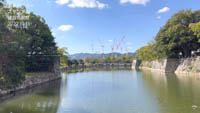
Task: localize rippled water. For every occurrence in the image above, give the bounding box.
[1,69,200,113]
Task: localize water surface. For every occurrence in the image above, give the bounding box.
[1,69,200,113]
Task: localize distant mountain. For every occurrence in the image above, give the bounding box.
[68,52,136,60]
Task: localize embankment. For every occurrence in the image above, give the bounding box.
[175,57,200,75]
[0,73,61,99]
[132,56,200,75]
[0,59,61,98]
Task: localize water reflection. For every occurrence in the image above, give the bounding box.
[57,71,161,113]
[141,71,200,113]
[1,70,200,113]
[0,80,61,113]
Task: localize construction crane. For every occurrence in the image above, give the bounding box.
[115,36,126,58]
[98,39,105,59]
[110,39,116,57]
[120,36,126,57]
[115,42,120,58]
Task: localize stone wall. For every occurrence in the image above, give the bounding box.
[132,60,140,70]
[132,59,179,73]
[165,59,180,73]
[132,56,200,74]
[53,57,61,75]
[139,59,167,72]
[175,57,200,75]
[0,58,61,97]
[0,73,61,97]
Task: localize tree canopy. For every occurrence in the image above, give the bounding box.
[0,4,58,89]
[190,22,200,40]
[137,9,200,60]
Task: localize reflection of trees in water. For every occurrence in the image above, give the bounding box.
[175,74,200,103]
[63,67,131,74]
[141,70,200,113]
[57,74,68,113]
[0,80,61,113]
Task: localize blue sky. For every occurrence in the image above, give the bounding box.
[7,0,200,54]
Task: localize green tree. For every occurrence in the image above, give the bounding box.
[190,22,200,41]
[78,59,84,66]
[72,59,79,66]
[24,13,58,72]
[0,13,27,89]
[66,60,73,67]
[109,56,116,63]
[57,47,68,67]
[1,4,58,72]
[84,57,90,64]
[154,10,200,58]
[136,45,158,61]
[0,4,59,88]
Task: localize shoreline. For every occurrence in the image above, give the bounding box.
[0,73,61,99]
[0,65,131,101]
[132,57,200,75]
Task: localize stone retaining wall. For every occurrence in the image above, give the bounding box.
[132,59,179,73]
[132,56,200,75]
[139,60,167,72]
[0,58,61,97]
[0,73,61,97]
[175,57,200,75]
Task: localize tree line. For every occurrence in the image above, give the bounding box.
[84,56,134,64]
[136,10,200,61]
[58,47,134,68]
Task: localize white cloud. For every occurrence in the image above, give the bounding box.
[56,0,107,9]
[120,0,150,6]
[56,0,70,5]
[157,16,161,19]
[58,25,73,31]
[157,7,170,13]
[108,40,113,42]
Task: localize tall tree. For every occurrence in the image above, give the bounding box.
[24,13,58,72]
[0,13,28,89]
[57,47,68,67]
[154,10,200,58]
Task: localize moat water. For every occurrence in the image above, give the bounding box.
[1,69,200,113]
